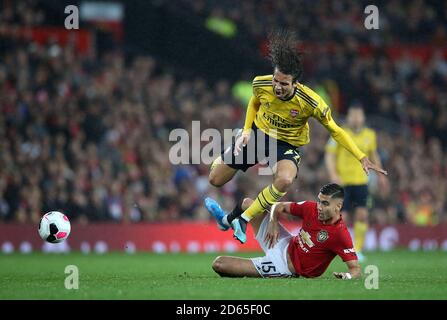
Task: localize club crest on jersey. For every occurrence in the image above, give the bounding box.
[290,109,298,117]
[317,230,329,242]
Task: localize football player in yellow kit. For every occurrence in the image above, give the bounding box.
[205,30,387,243]
[325,105,389,261]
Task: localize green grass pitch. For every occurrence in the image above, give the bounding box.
[1,250,447,299]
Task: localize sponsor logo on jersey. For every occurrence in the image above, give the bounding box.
[290,109,298,117]
[343,248,356,254]
[299,229,314,248]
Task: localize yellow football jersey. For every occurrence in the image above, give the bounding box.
[325,127,377,185]
[251,75,332,147]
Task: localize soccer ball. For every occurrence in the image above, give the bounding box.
[38,211,71,243]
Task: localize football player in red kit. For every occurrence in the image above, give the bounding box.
[210,183,361,279]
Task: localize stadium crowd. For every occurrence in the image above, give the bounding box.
[176,0,447,45]
[0,0,446,225]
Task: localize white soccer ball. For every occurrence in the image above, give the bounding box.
[38,211,71,243]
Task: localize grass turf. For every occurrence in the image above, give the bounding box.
[1,250,446,299]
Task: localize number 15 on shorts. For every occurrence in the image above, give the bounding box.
[259,261,282,277]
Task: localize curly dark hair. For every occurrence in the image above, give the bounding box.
[268,29,303,82]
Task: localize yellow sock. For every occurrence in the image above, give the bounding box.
[241,184,286,221]
[354,221,368,252]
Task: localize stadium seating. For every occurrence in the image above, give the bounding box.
[0,0,446,227]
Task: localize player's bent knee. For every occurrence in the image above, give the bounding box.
[209,173,225,187]
[355,208,368,222]
[274,175,294,191]
[212,256,227,275]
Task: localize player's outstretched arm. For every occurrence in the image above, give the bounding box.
[359,156,388,176]
[320,113,388,177]
[333,260,361,280]
[264,202,293,248]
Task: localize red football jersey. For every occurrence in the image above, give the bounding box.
[287,201,357,278]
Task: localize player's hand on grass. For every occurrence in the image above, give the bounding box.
[234,132,251,156]
[264,220,280,249]
[360,157,388,176]
[333,272,352,280]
